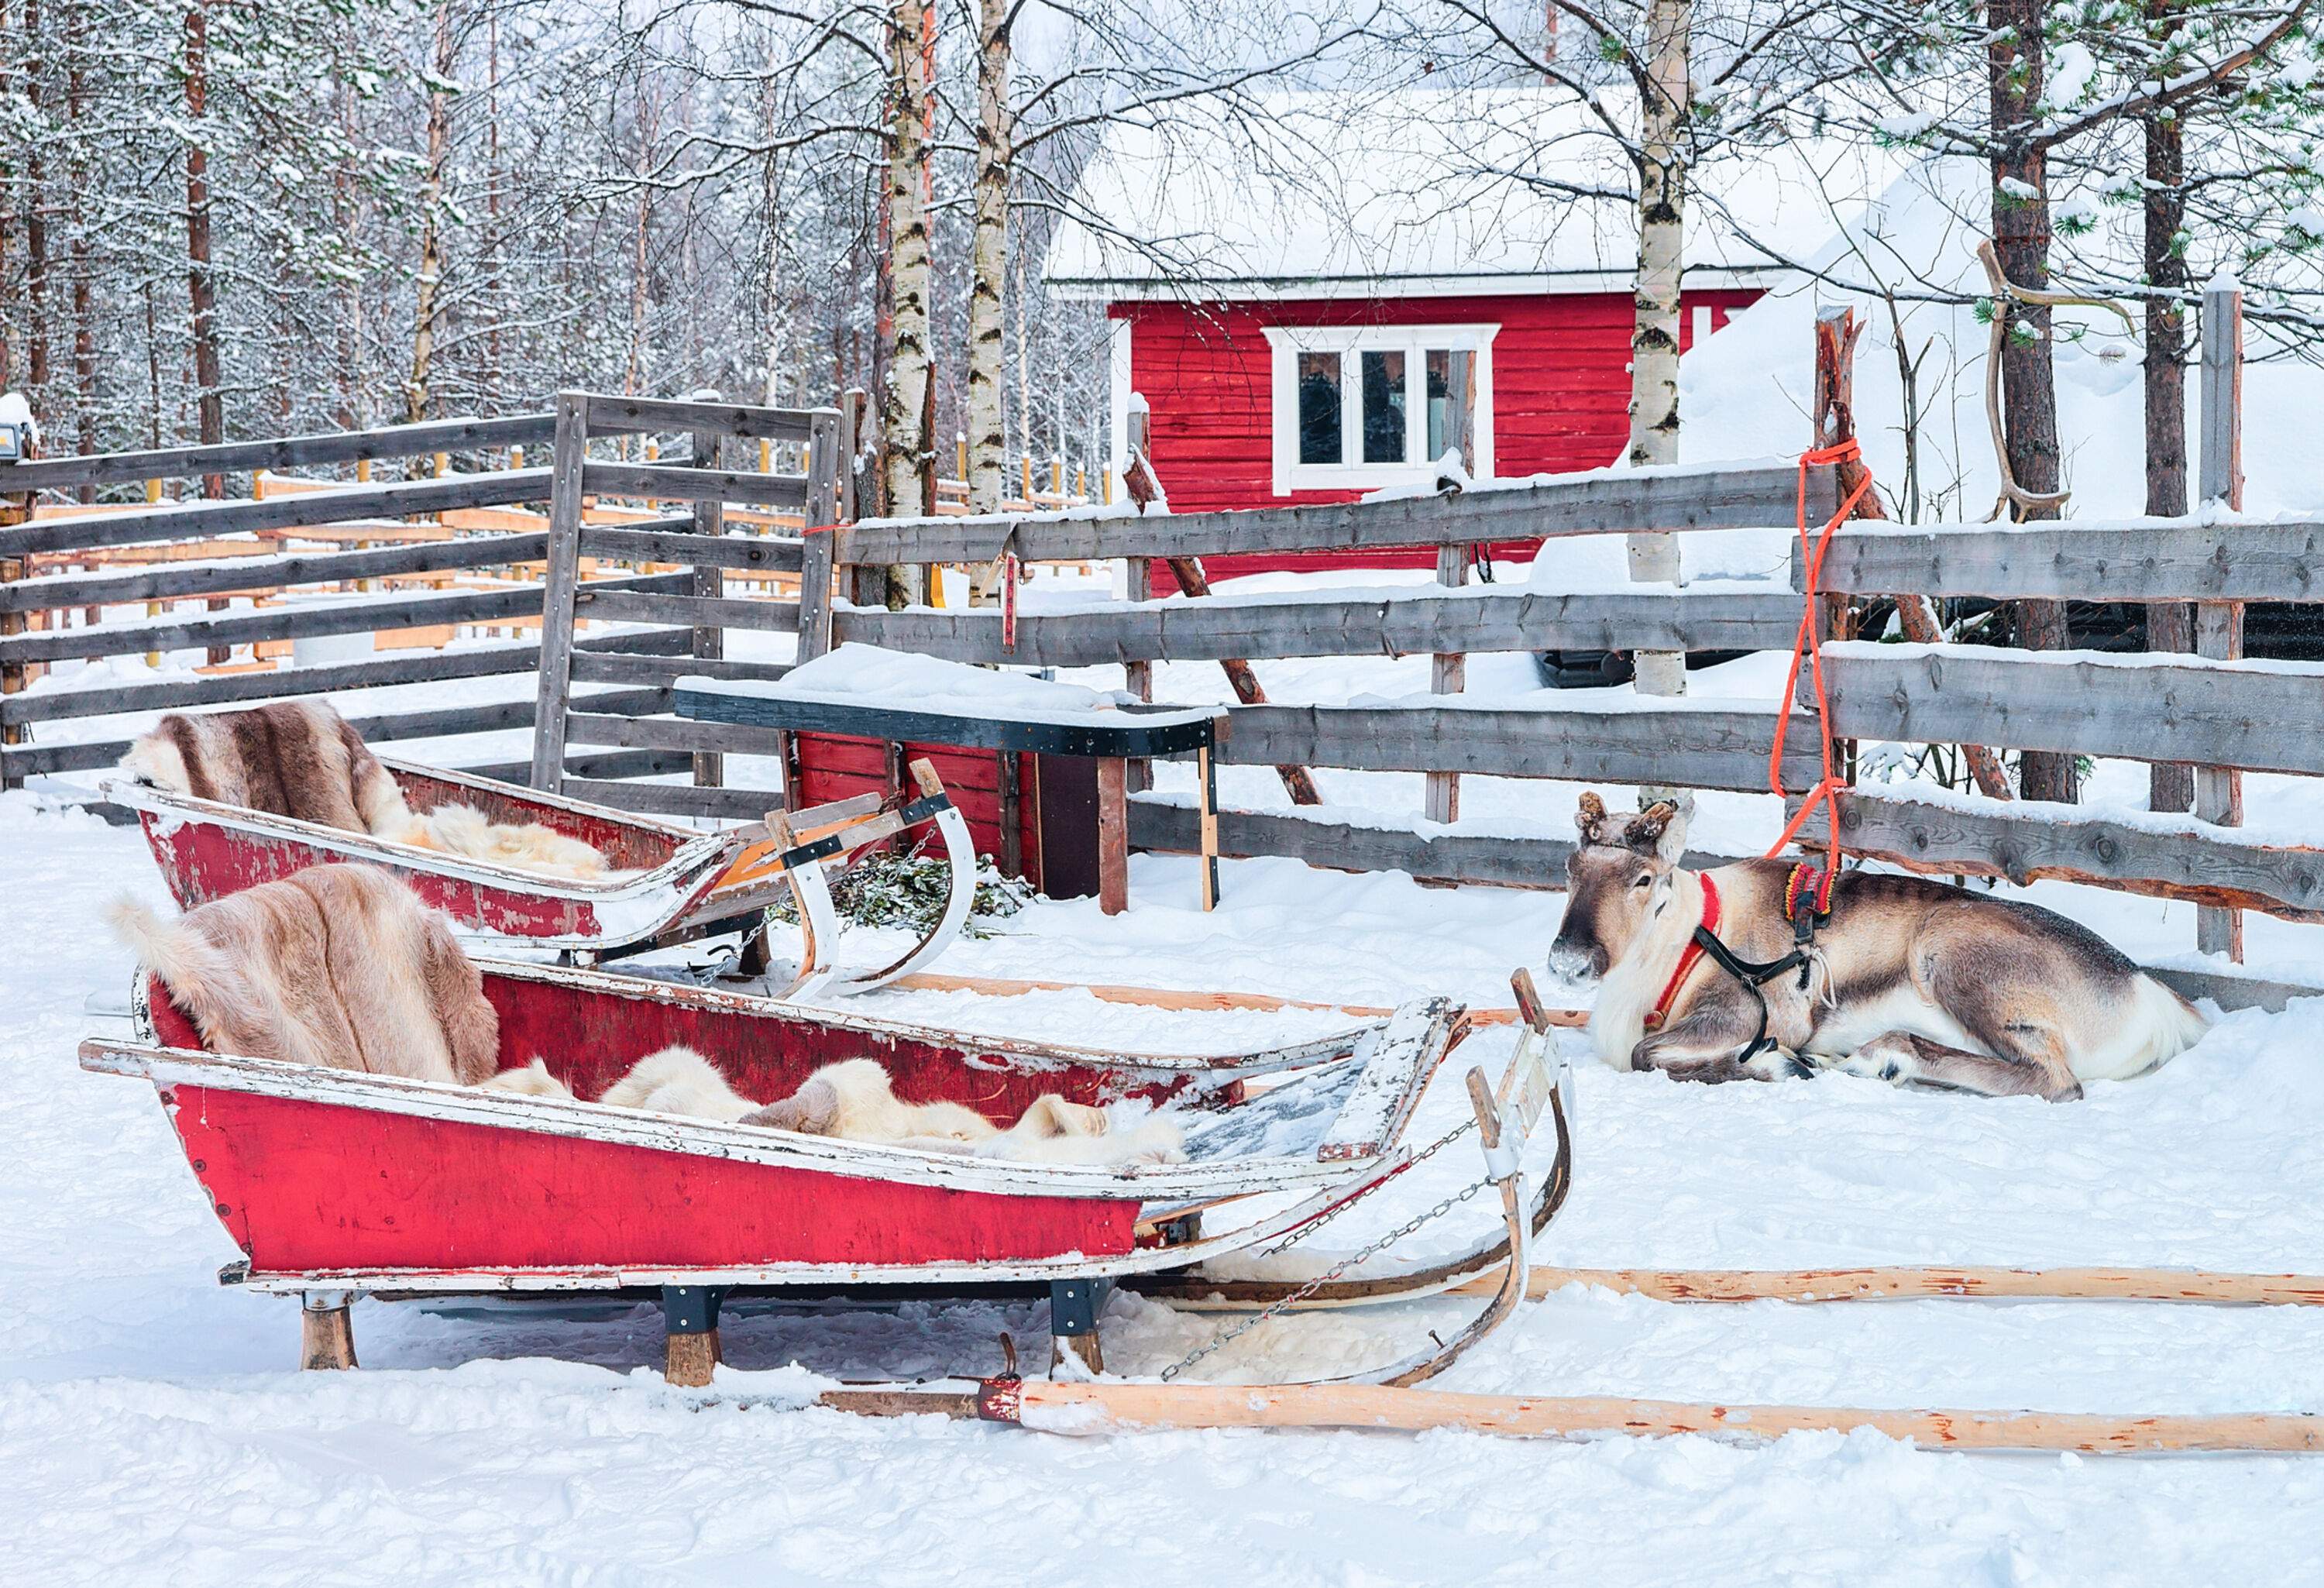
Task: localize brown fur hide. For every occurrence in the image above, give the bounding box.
[109,864,500,1085]
[121,701,608,878]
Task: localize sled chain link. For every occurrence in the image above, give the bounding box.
[1158,1119,1489,1384]
[1258,1116,1477,1258]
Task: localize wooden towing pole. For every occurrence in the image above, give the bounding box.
[1459,1265,2324,1308]
[816,1380,2324,1455]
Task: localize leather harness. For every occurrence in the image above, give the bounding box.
[1643,864,1838,1065]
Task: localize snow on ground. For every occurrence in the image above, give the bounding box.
[9,787,2324,1585]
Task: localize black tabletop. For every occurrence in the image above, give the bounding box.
[675,682,1222,758]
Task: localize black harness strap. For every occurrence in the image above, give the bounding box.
[1686,863,1835,1067]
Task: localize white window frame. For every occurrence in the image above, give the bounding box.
[1261,323,1499,496]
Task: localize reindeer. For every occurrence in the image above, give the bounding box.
[1544,793,2209,1102]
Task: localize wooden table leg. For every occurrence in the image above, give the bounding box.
[1198,744,1220,912]
[1096,756,1129,916]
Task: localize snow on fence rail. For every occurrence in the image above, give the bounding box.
[0,401,806,792]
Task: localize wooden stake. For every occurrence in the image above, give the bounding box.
[300,1294,357,1370]
[989,1382,2324,1453]
[1096,755,1130,915]
[665,1330,720,1387]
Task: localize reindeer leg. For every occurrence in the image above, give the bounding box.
[1841,1033,2082,1102]
[1631,985,1795,1085]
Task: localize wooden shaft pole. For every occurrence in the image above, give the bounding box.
[1452,1264,2324,1307]
[1000,1382,2324,1453]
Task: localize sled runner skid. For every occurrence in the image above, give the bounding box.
[101,756,977,982]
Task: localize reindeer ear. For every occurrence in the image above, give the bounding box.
[1574,791,1610,845]
[1623,793,1693,864]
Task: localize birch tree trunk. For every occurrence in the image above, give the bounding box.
[1988,0,2075,803]
[404,0,453,429]
[2142,0,2193,814]
[183,0,225,490]
[1626,0,1689,698]
[878,0,933,607]
[965,0,1012,603]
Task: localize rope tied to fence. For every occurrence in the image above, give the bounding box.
[1764,440,1875,878]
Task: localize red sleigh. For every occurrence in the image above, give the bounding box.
[81,950,1569,1378]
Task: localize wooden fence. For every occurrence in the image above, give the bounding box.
[527,393,840,819]
[0,404,804,790]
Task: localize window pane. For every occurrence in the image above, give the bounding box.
[1426,350,1452,461]
[1297,352,1342,465]
[1362,350,1407,464]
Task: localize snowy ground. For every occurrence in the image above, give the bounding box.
[9,780,2324,1585]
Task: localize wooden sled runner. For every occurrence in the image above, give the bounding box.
[103,754,979,991]
[81,954,1569,1382]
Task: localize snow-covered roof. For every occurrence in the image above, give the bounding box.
[1679,159,2324,523]
[1043,88,1903,300]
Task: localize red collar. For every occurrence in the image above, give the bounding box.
[1642,872,1717,1032]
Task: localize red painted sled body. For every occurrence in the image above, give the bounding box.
[105,759,779,951]
[81,958,1462,1295]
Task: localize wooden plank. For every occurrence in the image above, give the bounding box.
[567,651,792,689]
[1215,703,1814,792]
[1820,643,2324,775]
[0,531,552,613]
[555,776,782,821]
[834,462,1836,565]
[1799,789,2324,920]
[1426,543,1469,824]
[463,749,689,785]
[0,469,552,558]
[577,524,804,573]
[580,461,809,509]
[992,1381,2324,1453]
[2198,280,2247,961]
[582,394,816,444]
[834,587,1803,667]
[0,628,687,727]
[562,712,787,755]
[1097,757,1130,915]
[1129,794,1745,887]
[1813,520,2324,602]
[1477,1265,2324,1306]
[0,570,687,666]
[0,413,554,497]
[576,589,800,633]
[688,431,727,791]
[794,411,841,662]
[531,394,590,792]
[2,688,666,777]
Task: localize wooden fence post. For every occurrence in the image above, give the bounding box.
[689,428,726,789]
[796,408,841,664]
[529,390,589,792]
[1123,402,1155,792]
[2196,280,2246,961]
[1425,352,1478,826]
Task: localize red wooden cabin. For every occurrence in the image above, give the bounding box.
[1043,89,1862,580]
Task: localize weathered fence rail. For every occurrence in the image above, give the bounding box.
[834,588,1802,667]
[0,402,801,793]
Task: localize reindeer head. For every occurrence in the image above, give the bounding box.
[1545,791,1693,985]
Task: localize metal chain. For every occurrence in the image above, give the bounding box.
[1257,1116,1477,1258]
[1158,1125,1493,1384]
[679,908,774,985]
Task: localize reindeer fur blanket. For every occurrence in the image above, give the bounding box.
[110,864,504,1084]
[120,702,607,878]
[579,1049,1185,1165]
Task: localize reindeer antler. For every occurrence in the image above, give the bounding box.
[1575,791,1611,844]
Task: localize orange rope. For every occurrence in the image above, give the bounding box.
[1765,441,1875,877]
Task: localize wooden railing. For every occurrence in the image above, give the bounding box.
[0,412,717,789]
[527,391,840,819]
